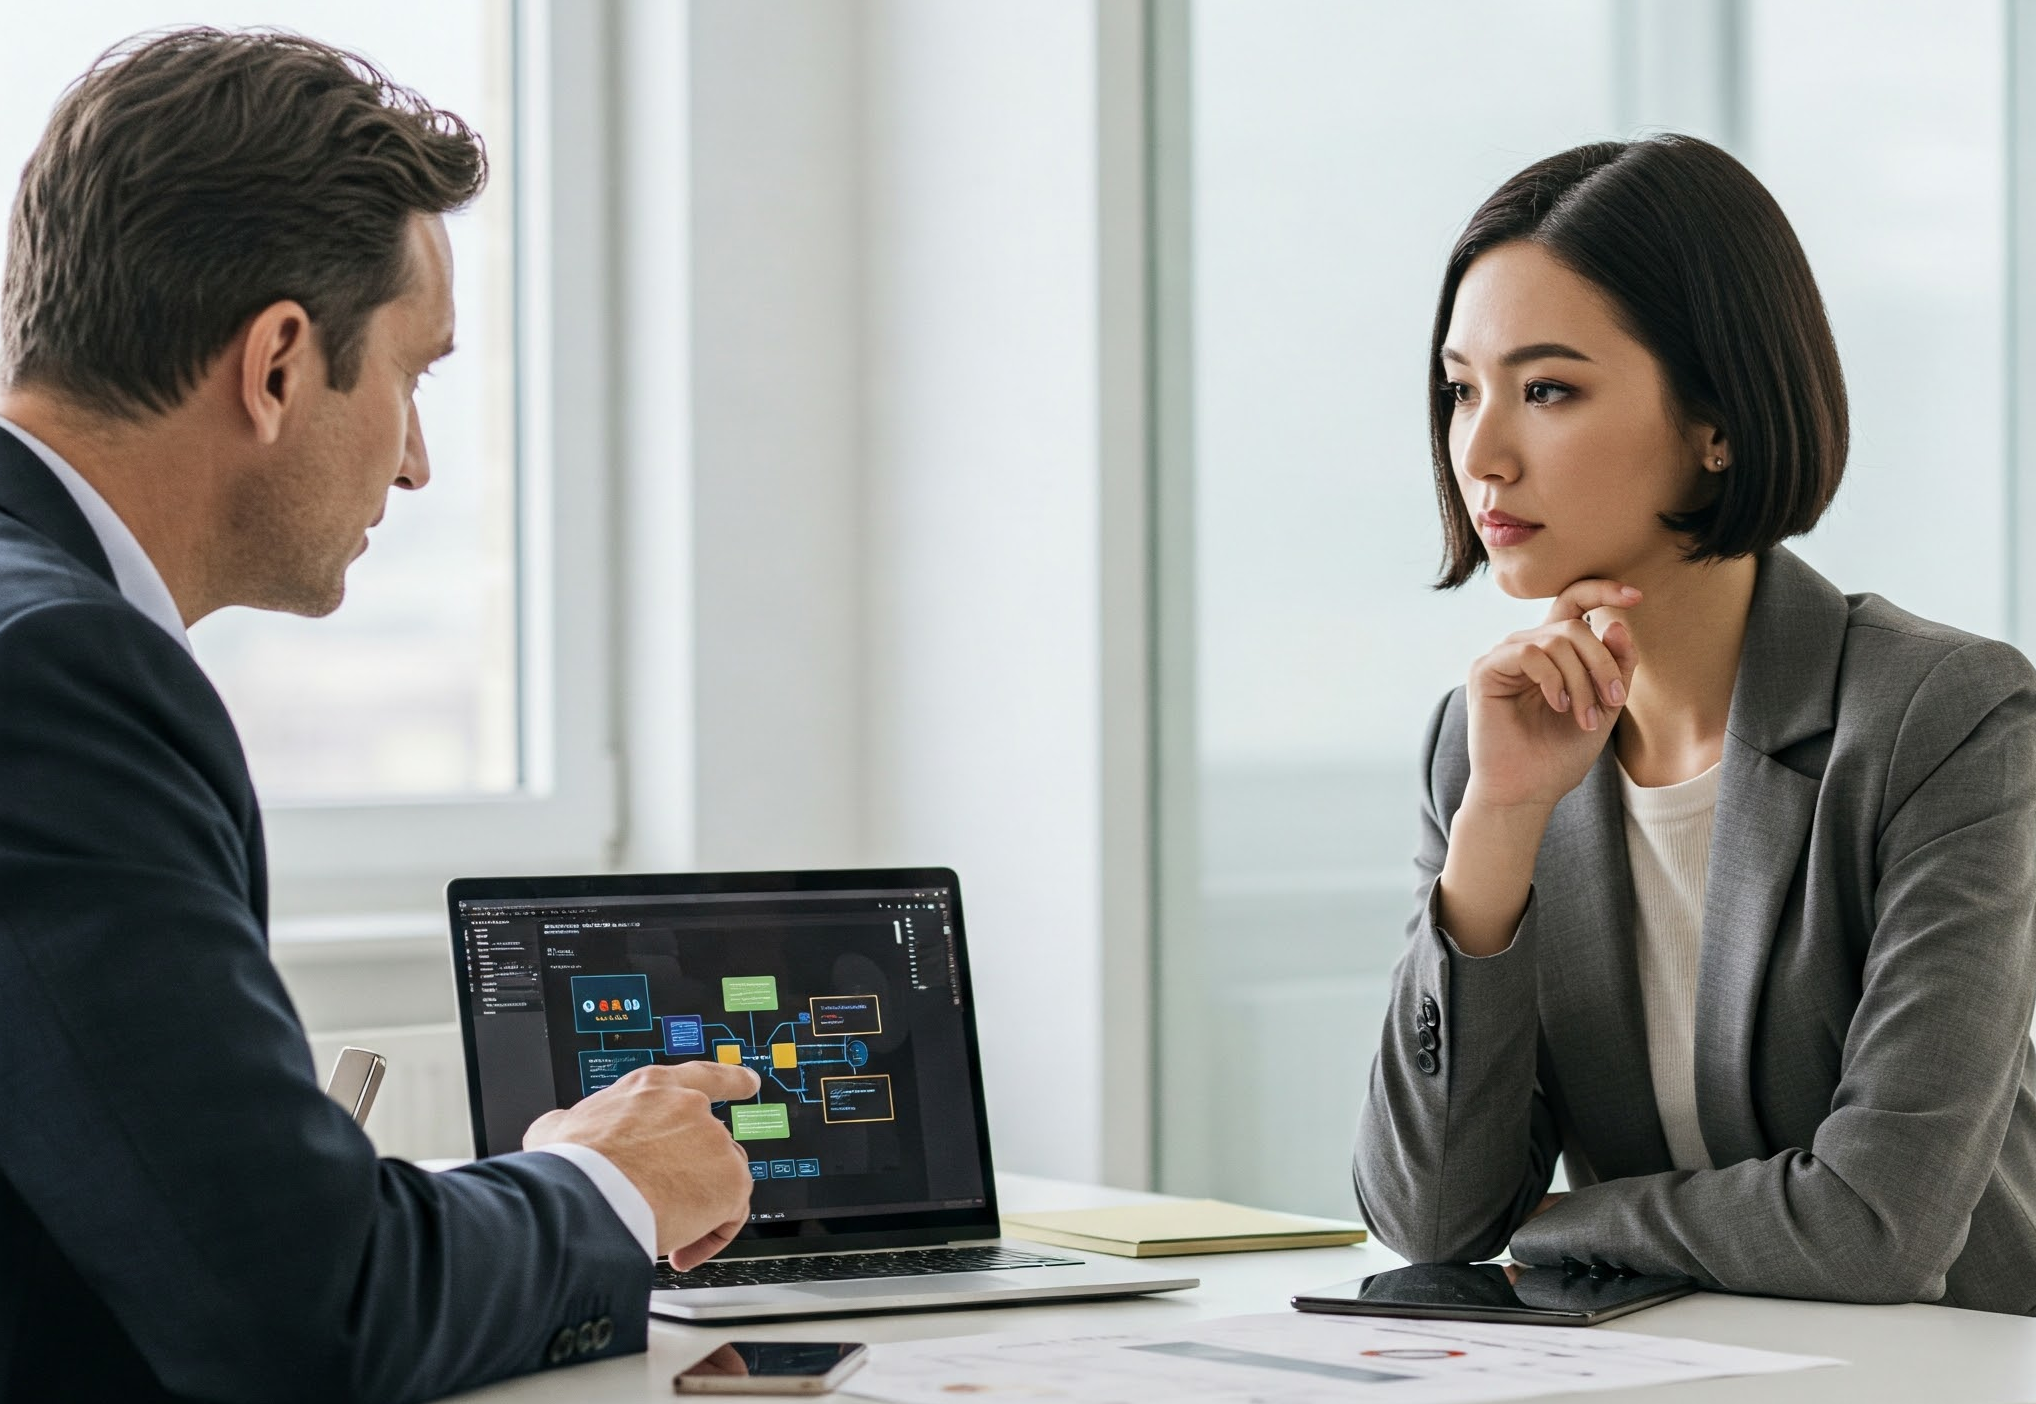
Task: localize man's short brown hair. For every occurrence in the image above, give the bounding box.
[1,27,487,419]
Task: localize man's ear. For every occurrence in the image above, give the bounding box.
[238,300,316,445]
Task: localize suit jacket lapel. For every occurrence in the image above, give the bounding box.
[1536,745,1675,1178]
[1693,547,1844,1167]
[0,426,117,586]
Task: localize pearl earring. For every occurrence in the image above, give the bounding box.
[1713,457,1726,469]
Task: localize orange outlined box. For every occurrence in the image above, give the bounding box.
[810,995,883,1037]
[820,1074,895,1124]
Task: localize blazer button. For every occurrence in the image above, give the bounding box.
[577,1320,596,1355]
[1417,1027,1438,1052]
[1415,1050,1438,1076]
[1419,996,1440,1028]
[547,1327,576,1365]
[593,1316,615,1351]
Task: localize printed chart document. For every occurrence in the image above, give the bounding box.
[844,1312,1842,1404]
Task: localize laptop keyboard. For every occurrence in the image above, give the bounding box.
[655,1246,1083,1291]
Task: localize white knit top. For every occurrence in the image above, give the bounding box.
[1617,757,1722,1172]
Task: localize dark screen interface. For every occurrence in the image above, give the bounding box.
[457,885,987,1226]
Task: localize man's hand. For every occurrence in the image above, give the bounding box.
[524,1060,761,1270]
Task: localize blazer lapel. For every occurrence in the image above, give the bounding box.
[1693,547,1845,1167]
[1536,745,1675,1178]
[0,426,117,586]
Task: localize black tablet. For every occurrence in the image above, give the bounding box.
[1292,1262,1697,1327]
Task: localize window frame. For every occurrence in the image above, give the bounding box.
[263,0,619,914]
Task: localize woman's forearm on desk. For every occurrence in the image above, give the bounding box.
[1513,673,2036,1307]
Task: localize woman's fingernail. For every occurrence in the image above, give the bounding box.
[1621,586,1641,599]
[1585,706,1601,730]
[1558,689,1570,712]
[1607,679,1625,705]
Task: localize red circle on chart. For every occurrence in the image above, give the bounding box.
[1362,1348,1466,1360]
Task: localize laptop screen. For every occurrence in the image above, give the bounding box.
[448,869,995,1247]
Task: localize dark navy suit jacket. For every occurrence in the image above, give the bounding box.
[0,429,651,1401]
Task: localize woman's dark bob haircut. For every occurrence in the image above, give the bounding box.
[1429,134,1848,588]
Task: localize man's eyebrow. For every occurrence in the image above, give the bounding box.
[1439,342,1594,369]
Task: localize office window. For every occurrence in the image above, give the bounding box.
[0,2,520,803]
[1741,0,2007,635]
[1,3,617,902]
[1154,0,2015,1217]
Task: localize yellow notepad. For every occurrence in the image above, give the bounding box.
[1000,1199,1367,1258]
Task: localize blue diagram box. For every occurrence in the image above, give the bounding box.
[796,1159,820,1177]
[572,973,653,1034]
[578,1047,654,1098]
[663,1014,705,1056]
[748,1161,769,1181]
[769,1159,798,1179]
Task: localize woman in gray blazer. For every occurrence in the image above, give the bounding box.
[1354,134,2036,1314]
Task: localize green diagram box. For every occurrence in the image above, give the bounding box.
[722,975,779,1011]
[730,1103,792,1140]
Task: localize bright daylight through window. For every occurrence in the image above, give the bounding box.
[0,0,520,802]
[1159,0,2013,1220]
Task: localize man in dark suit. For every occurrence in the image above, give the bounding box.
[0,29,758,1402]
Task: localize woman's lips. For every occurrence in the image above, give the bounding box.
[1477,510,1542,548]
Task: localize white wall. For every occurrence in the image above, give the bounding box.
[617,0,695,871]
[657,0,1146,1185]
[681,0,867,872]
[858,0,1108,1184]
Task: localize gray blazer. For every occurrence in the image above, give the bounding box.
[1354,546,2036,1314]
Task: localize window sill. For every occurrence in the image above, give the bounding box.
[270,910,446,964]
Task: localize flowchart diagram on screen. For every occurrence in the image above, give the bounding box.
[568,971,895,1181]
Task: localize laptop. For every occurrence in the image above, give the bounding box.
[447,866,1197,1322]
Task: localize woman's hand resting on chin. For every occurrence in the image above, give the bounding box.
[1463,578,1641,814]
[1435,578,1642,956]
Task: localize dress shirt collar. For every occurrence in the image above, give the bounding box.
[0,416,191,654]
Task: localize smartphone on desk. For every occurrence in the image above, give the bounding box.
[674,1342,867,1394]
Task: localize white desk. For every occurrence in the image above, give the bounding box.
[451,1173,2036,1402]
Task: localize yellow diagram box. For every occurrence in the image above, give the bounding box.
[771,1042,797,1069]
[810,994,883,1038]
[715,1043,743,1065]
[820,1074,895,1124]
